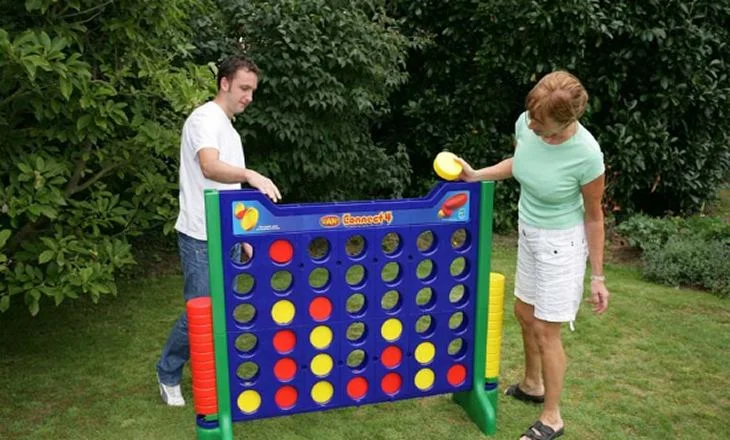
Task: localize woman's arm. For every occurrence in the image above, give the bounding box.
[582,173,609,314]
[455,157,513,182]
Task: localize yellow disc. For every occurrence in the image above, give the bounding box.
[489,272,505,290]
[433,151,462,181]
[234,202,246,218]
[271,300,295,325]
[311,380,334,404]
[380,318,403,342]
[241,207,260,231]
[237,390,261,414]
[414,368,435,391]
[309,325,333,350]
[310,353,334,377]
[415,341,436,364]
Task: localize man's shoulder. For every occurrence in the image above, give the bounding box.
[184,102,221,128]
[189,101,218,118]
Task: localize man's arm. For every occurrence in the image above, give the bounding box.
[198,147,281,202]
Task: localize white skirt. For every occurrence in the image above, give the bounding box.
[514,220,588,323]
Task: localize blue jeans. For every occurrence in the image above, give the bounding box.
[156,232,210,386]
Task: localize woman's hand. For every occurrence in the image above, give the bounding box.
[590,279,609,314]
[454,157,477,182]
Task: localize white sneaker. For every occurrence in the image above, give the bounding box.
[157,374,186,406]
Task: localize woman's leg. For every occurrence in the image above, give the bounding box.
[530,319,566,437]
[514,298,545,396]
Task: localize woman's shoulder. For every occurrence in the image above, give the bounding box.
[514,111,528,136]
[575,123,602,153]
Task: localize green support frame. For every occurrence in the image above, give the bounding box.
[453,181,498,435]
[195,189,234,440]
[196,182,498,439]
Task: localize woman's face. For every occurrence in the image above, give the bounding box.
[527,113,573,144]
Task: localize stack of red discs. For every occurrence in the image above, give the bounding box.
[187,296,218,415]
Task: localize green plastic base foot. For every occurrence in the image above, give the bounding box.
[453,385,498,436]
[196,425,222,440]
[195,415,233,440]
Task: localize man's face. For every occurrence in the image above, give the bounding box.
[220,68,258,115]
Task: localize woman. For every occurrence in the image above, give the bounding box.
[456,71,610,440]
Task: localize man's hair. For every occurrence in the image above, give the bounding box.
[216,55,260,90]
[525,71,588,125]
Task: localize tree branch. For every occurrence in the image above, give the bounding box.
[8,156,129,254]
[65,142,93,197]
[6,218,49,254]
[69,161,127,196]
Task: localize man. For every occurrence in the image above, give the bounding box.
[156,55,280,406]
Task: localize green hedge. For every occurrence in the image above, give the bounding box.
[617,215,730,297]
[0,0,214,314]
[380,0,730,228]
[195,0,414,202]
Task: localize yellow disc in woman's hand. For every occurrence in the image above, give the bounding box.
[433,152,462,181]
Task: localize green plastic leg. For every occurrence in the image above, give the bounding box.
[196,425,223,440]
[453,383,498,436]
[196,420,233,440]
[453,181,498,436]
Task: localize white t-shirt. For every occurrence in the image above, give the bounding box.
[174,101,245,240]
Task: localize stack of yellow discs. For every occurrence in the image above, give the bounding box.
[433,152,462,181]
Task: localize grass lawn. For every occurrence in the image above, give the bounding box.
[1,236,728,439]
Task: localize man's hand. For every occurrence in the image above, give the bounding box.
[243,242,254,260]
[245,169,281,202]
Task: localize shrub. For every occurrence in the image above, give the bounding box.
[617,214,730,297]
[381,0,730,224]
[643,237,730,298]
[0,0,214,314]
[201,0,415,202]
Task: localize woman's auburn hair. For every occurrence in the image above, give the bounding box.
[525,71,588,125]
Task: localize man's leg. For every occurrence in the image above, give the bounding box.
[157,312,191,386]
[156,233,210,405]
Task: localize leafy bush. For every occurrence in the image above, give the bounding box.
[0,0,214,314]
[643,237,730,298]
[615,215,684,250]
[617,214,730,250]
[200,0,415,202]
[617,214,730,297]
[381,0,730,225]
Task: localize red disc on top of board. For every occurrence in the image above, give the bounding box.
[309,296,333,322]
[274,357,298,382]
[347,377,369,400]
[275,385,298,410]
[269,239,294,264]
[381,372,402,395]
[447,364,467,387]
[380,345,402,369]
[273,329,297,354]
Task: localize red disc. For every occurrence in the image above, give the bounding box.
[269,240,294,264]
[186,296,211,311]
[347,377,369,401]
[380,345,402,369]
[273,330,297,354]
[380,372,402,396]
[274,385,298,410]
[447,364,467,387]
[309,296,333,322]
[273,357,298,382]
